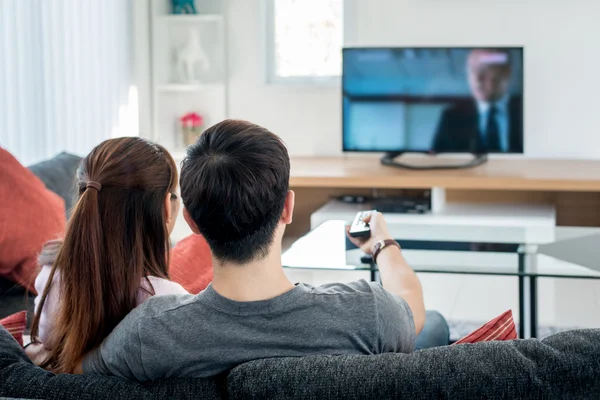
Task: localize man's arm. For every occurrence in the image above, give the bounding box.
[346,213,426,334]
[82,311,148,381]
[375,244,425,334]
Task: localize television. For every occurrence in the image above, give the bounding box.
[342,47,524,168]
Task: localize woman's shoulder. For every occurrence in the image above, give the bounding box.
[34,264,59,294]
[142,276,189,297]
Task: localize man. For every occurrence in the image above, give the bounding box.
[432,48,523,153]
[82,120,449,381]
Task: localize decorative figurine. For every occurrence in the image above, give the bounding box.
[171,0,197,14]
[174,29,210,83]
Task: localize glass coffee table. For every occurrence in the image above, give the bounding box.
[282,220,600,338]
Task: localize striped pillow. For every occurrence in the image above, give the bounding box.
[453,310,516,345]
[0,310,27,346]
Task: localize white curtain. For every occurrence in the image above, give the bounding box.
[0,0,134,166]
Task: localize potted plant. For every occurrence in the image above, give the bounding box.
[180,112,204,146]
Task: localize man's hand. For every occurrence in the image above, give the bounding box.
[345,211,393,254]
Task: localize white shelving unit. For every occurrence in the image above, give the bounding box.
[149,0,228,153]
[155,83,223,93]
[156,14,224,23]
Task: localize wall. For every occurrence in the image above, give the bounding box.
[226,0,600,159]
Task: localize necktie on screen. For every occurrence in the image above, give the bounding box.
[485,106,501,152]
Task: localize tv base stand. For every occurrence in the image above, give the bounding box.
[381,152,488,170]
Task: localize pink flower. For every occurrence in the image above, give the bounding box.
[180,112,203,128]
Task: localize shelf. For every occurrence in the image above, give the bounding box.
[156,14,223,23]
[156,83,224,93]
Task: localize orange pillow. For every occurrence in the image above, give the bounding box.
[453,310,517,345]
[170,234,213,294]
[0,148,66,292]
[0,311,27,346]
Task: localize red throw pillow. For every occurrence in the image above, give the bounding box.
[0,311,27,346]
[0,148,66,292]
[453,310,517,345]
[169,234,213,294]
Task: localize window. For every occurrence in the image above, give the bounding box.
[0,0,134,165]
[266,0,344,83]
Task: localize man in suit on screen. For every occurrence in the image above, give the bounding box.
[432,49,523,154]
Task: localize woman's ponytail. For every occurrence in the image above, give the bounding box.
[33,184,107,373]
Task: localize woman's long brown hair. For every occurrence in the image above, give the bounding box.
[30,137,178,373]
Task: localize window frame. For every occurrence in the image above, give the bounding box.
[263,0,355,86]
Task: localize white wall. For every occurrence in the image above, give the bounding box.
[227,0,600,159]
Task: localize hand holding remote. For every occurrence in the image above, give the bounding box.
[346,211,394,255]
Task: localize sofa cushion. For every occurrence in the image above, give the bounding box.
[227,329,600,400]
[0,311,27,346]
[454,309,516,345]
[28,152,82,216]
[0,148,66,292]
[169,234,213,294]
[0,326,224,400]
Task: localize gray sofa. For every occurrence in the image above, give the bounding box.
[1,326,600,399]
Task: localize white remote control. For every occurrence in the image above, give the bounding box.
[349,210,375,238]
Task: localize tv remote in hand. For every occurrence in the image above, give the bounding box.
[349,210,375,238]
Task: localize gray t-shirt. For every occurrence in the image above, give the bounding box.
[83,280,415,381]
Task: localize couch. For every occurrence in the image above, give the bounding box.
[1,326,600,399]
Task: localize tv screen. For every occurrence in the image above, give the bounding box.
[342,47,524,154]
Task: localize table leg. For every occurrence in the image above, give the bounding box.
[530,276,538,338]
[370,262,377,282]
[518,253,526,339]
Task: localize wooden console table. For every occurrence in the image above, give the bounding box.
[287,156,600,237]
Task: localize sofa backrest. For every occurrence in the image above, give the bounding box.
[227,329,600,399]
[28,152,82,216]
[2,325,600,400]
[0,327,223,400]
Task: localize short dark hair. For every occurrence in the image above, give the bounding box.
[180,119,290,264]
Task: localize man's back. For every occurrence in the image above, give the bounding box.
[83,280,415,381]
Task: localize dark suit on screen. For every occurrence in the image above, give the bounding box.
[432,96,523,154]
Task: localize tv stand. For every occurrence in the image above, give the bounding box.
[381,152,488,170]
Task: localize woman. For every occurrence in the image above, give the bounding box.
[29,137,188,373]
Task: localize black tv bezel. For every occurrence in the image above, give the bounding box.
[341,46,525,155]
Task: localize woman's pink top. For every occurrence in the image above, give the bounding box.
[34,264,188,346]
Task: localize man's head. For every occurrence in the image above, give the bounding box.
[467,49,512,103]
[180,119,293,264]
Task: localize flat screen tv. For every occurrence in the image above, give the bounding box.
[342,47,524,168]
